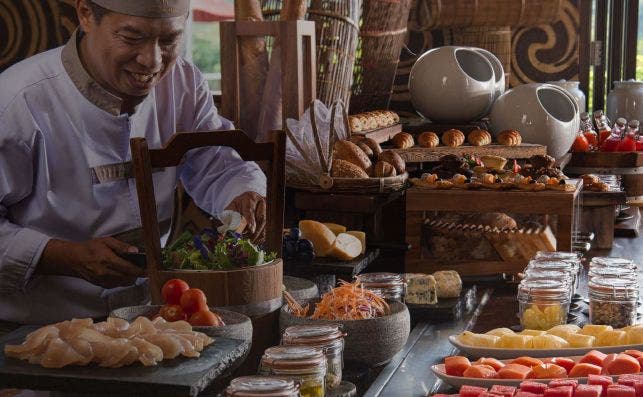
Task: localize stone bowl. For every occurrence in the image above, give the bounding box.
[279,300,410,367]
[109,305,253,343]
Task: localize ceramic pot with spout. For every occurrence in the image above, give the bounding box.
[548,79,586,114]
[606,80,643,123]
[490,83,580,160]
[409,46,496,123]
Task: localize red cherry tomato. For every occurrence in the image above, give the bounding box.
[188,310,224,327]
[161,279,190,305]
[180,288,208,316]
[158,304,187,322]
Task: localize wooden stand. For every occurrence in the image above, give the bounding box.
[220,20,316,131]
[391,143,547,163]
[405,182,582,276]
[581,190,627,249]
[351,124,402,144]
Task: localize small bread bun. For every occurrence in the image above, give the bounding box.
[497,129,522,146]
[378,150,406,174]
[442,129,465,147]
[418,131,439,148]
[359,137,383,157]
[392,132,414,149]
[349,116,363,133]
[331,159,369,178]
[468,129,492,146]
[374,161,397,177]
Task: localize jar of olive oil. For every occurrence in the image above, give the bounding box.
[226,376,300,396]
[282,324,346,389]
[259,346,326,397]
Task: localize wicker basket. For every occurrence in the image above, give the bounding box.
[289,172,409,194]
[414,0,563,29]
[349,0,413,114]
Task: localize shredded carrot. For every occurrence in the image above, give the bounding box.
[284,290,309,318]
[308,280,390,320]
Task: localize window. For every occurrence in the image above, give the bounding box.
[185,0,234,93]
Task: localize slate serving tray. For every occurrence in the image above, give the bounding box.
[406,286,477,322]
[0,326,250,396]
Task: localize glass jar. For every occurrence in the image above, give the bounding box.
[282,324,345,389]
[259,346,326,397]
[226,376,300,397]
[590,257,637,271]
[588,266,637,283]
[355,272,406,301]
[518,279,571,330]
[534,251,583,261]
[589,277,639,328]
[527,259,580,293]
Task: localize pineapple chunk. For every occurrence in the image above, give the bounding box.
[595,330,628,346]
[486,328,515,337]
[458,331,499,348]
[322,222,347,235]
[565,332,596,348]
[532,334,570,349]
[521,330,547,336]
[626,325,643,344]
[580,324,613,337]
[547,324,581,339]
[497,334,534,349]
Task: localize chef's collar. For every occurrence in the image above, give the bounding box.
[62,29,145,116]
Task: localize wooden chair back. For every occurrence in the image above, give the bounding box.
[130,130,286,303]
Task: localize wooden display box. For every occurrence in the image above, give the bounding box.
[405,182,582,276]
[391,143,547,163]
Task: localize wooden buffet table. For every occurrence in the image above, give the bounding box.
[405,181,582,275]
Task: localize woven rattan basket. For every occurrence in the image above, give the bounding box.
[349,0,412,114]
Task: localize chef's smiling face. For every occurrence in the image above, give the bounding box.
[77,0,186,99]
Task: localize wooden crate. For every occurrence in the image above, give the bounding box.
[391,143,546,163]
[405,181,582,276]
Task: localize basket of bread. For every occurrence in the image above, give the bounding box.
[285,100,408,193]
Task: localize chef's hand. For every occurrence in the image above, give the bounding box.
[225,191,266,243]
[39,237,145,289]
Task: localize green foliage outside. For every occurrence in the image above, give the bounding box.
[192,22,221,74]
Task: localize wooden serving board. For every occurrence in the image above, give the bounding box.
[568,151,643,168]
[0,326,250,396]
[390,143,546,163]
[351,124,402,144]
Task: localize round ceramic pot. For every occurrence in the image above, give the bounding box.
[606,80,643,123]
[490,83,580,160]
[472,47,505,102]
[548,79,586,114]
[409,46,496,123]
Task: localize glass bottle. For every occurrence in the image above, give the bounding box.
[617,120,639,152]
[282,324,346,390]
[226,376,300,397]
[355,272,406,301]
[580,112,598,150]
[518,279,571,330]
[601,117,626,152]
[594,110,612,147]
[589,277,639,328]
[259,346,327,397]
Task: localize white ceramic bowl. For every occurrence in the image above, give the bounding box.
[472,47,505,102]
[409,46,496,123]
[490,83,580,160]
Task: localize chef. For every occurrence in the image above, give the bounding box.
[0,0,266,327]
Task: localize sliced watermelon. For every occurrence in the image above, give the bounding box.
[588,374,615,397]
[575,384,603,397]
[544,386,574,397]
[632,381,643,397]
[520,382,548,394]
[549,380,579,389]
[515,392,544,397]
[607,385,636,397]
[490,385,517,397]
[460,385,489,397]
[617,374,643,387]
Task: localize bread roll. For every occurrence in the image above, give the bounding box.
[378,150,405,174]
[392,132,414,149]
[374,161,397,177]
[334,140,372,171]
[360,137,383,157]
[349,116,363,132]
[418,131,439,148]
[442,129,465,147]
[468,129,492,146]
[473,212,517,229]
[497,129,522,146]
[357,141,373,158]
[331,159,369,178]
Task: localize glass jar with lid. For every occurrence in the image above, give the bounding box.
[282,324,346,389]
[590,257,637,271]
[589,277,639,328]
[535,251,583,262]
[355,272,406,301]
[226,376,300,397]
[518,279,571,330]
[259,346,326,397]
[527,259,580,293]
[588,266,637,283]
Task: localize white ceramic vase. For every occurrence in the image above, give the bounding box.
[606,80,643,123]
[548,80,586,114]
[409,46,496,123]
[472,48,505,102]
[489,83,580,160]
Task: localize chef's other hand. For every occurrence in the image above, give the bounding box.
[225,191,266,243]
[39,237,145,289]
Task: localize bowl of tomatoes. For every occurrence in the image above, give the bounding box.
[110,278,253,342]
